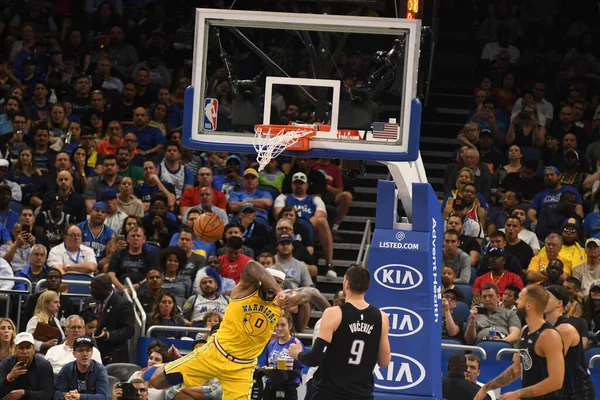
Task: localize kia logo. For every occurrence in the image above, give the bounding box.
[374,353,426,390]
[381,306,423,337]
[374,264,423,290]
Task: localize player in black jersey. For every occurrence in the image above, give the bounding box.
[288,265,390,400]
[545,285,595,400]
[475,285,564,400]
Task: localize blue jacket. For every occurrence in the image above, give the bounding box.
[14,265,50,291]
[54,360,110,400]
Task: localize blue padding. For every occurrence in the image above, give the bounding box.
[585,347,600,367]
[477,340,513,361]
[478,359,521,393]
[136,336,195,367]
[374,394,441,400]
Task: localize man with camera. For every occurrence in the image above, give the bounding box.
[55,336,110,400]
[47,315,103,374]
[465,283,521,345]
[0,332,54,400]
[112,379,148,400]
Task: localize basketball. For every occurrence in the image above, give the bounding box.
[193,212,224,243]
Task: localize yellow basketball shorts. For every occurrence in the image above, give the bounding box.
[164,339,256,400]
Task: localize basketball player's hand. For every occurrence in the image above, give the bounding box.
[474,388,489,400]
[287,338,303,359]
[499,391,520,400]
[277,291,290,310]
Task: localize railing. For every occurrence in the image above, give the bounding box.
[356,219,372,267]
[496,348,519,360]
[145,325,314,341]
[124,278,147,364]
[35,279,93,311]
[589,355,600,369]
[441,342,487,360]
[0,276,32,329]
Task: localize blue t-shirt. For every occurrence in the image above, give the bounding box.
[265,336,305,386]
[531,186,583,213]
[135,181,174,204]
[0,210,19,232]
[228,190,273,220]
[125,125,165,151]
[0,114,13,135]
[0,223,10,243]
[77,221,115,261]
[284,195,318,220]
[169,232,216,257]
[583,213,600,240]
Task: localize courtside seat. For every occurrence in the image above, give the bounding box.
[106,363,142,382]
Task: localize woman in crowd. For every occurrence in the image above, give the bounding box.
[442,167,488,223]
[63,120,83,154]
[62,28,91,73]
[149,103,172,136]
[48,103,69,139]
[264,313,305,400]
[493,144,523,190]
[159,247,192,308]
[491,72,519,114]
[506,102,546,161]
[0,317,16,361]
[445,213,482,267]
[276,206,315,251]
[157,88,183,130]
[128,342,169,400]
[71,146,93,190]
[26,290,65,353]
[117,177,144,218]
[8,147,44,207]
[443,145,470,193]
[90,111,105,139]
[117,215,151,252]
[148,291,186,340]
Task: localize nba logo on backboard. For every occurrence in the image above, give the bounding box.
[204,98,218,131]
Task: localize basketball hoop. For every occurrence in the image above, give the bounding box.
[253,124,316,171]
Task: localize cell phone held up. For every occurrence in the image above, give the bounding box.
[519,111,532,120]
[21,224,30,233]
[476,306,488,316]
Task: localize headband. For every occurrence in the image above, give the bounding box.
[268,268,286,281]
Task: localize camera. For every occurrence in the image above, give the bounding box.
[21,224,30,233]
[117,383,138,400]
[476,306,488,316]
[519,111,532,120]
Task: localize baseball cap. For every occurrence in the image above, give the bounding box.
[563,218,581,231]
[244,168,258,178]
[544,166,559,175]
[51,194,65,204]
[292,172,307,183]
[91,202,108,212]
[586,238,600,247]
[480,129,493,137]
[73,336,93,350]
[564,148,579,160]
[488,247,505,257]
[0,159,9,167]
[100,188,117,200]
[590,279,600,292]
[546,285,570,307]
[240,202,255,212]
[15,332,34,345]
[443,287,464,302]
[277,233,294,243]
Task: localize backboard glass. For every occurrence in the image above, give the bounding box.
[183,8,422,162]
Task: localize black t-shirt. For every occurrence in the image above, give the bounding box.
[442,312,464,339]
[459,235,480,260]
[499,172,544,202]
[108,250,157,284]
[281,169,327,196]
[505,240,534,273]
[76,368,89,393]
[69,96,93,121]
[181,253,205,280]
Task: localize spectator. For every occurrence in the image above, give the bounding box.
[228,168,273,224]
[259,158,285,191]
[506,103,546,157]
[442,288,463,340]
[102,189,128,232]
[97,121,124,156]
[26,290,65,352]
[115,146,144,185]
[465,283,521,345]
[564,277,583,318]
[181,187,228,226]
[0,318,15,361]
[478,231,526,280]
[540,259,565,287]
[212,155,243,196]
[159,247,192,309]
[264,313,305,399]
[108,227,156,293]
[0,96,21,138]
[281,158,327,197]
[0,183,19,230]
[442,168,488,223]
[54,336,109,400]
[559,148,588,192]
[125,107,164,157]
[527,233,572,284]
[500,206,540,254]
[142,193,180,248]
[473,247,524,298]
[262,217,317,277]
[126,344,169,400]
[133,69,158,107]
[442,229,471,284]
[139,268,163,314]
[549,105,588,148]
[218,236,253,284]
[47,224,97,276]
[32,123,57,175]
[84,155,123,212]
[554,219,586,269]
[22,268,75,331]
[274,172,336,277]
[46,315,102,374]
[237,203,270,257]
[497,160,544,203]
[134,160,176,211]
[2,222,35,273]
[442,354,488,400]
[13,244,49,291]
[502,284,520,311]
[216,222,253,258]
[529,167,584,229]
[487,190,520,235]
[183,267,229,327]
[106,82,137,126]
[78,202,116,273]
[88,273,135,364]
[258,252,276,267]
[148,292,186,340]
[69,75,93,121]
[158,141,194,200]
[469,99,507,152]
[448,148,493,202]
[571,238,600,295]
[511,81,554,127]
[175,227,206,280]
[96,57,123,97]
[180,167,227,215]
[504,215,535,273]
[169,210,216,258]
[117,177,144,218]
[276,206,316,253]
[492,145,523,190]
[442,266,457,291]
[107,26,138,75]
[0,332,54,400]
[312,158,354,236]
[465,354,497,400]
[7,147,45,208]
[535,192,582,242]
[206,255,235,295]
[445,214,481,266]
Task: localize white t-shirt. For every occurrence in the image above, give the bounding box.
[47,243,97,276]
[500,228,540,251]
[46,343,103,374]
[571,262,600,295]
[481,42,520,64]
[0,258,14,291]
[511,97,553,123]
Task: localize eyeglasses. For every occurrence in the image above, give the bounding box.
[198,173,211,176]
[563,228,577,234]
[75,348,93,354]
[66,234,82,239]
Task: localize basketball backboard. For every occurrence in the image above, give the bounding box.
[183,8,422,162]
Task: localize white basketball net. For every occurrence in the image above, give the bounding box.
[253,126,314,171]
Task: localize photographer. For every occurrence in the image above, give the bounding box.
[1,222,35,272]
[54,336,109,400]
[465,283,521,345]
[506,103,546,158]
[112,379,147,400]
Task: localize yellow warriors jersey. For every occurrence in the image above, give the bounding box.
[216,289,281,360]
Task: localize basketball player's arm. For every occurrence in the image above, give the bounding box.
[510,329,565,399]
[475,352,520,399]
[378,310,391,368]
[283,287,331,311]
[236,260,282,296]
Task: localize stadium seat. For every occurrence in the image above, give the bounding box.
[454,301,469,321]
[454,284,472,305]
[108,375,120,390]
[257,184,280,201]
[296,218,315,244]
[585,347,600,368]
[469,267,476,285]
[441,338,464,359]
[477,340,513,361]
[106,363,142,382]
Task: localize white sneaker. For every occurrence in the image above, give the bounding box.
[326,269,337,279]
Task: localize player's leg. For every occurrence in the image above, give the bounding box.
[149,344,216,390]
[147,366,177,389]
[295,302,311,332]
[219,363,255,400]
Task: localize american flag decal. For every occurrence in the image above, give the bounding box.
[372,121,399,140]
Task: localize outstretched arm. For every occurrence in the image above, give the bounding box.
[236,261,282,296]
[283,287,331,311]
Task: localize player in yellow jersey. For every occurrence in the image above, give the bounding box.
[145,260,331,399]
